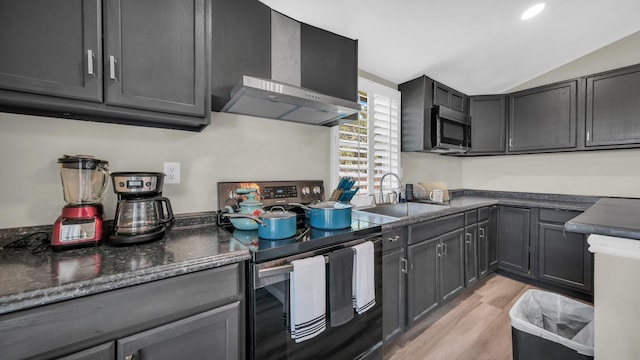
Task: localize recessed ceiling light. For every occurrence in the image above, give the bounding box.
[521,3,545,20]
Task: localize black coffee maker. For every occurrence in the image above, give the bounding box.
[108,172,174,245]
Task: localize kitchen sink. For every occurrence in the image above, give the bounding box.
[357,202,449,218]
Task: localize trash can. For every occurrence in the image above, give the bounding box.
[509,289,594,360]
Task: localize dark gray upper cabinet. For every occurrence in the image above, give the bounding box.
[508,81,578,152]
[469,95,506,153]
[586,65,640,147]
[498,207,531,276]
[434,82,468,114]
[0,0,211,130]
[104,0,208,117]
[0,0,102,102]
[210,0,271,111]
[300,23,358,102]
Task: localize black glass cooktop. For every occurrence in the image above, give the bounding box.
[221,217,381,263]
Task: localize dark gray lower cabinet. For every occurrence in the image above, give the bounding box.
[0,264,244,360]
[407,237,439,327]
[498,207,531,276]
[117,302,240,360]
[440,229,465,303]
[383,246,406,344]
[58,342,115,360]
[464,224,478,286]
[479,206,499,278]
[537,208,593,293]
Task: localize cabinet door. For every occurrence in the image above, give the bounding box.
[488,206,499,270]
[117,302,240,360]
[0,0,102,101]
[586,65,640,146]
[498,207,531,275]
[538,223,593,293]
[104,0,207,116]
[470,95,506,153]
[434,82,467,114]
[58,342,115,360]
[300,23,358,102]
[478,220,489,278]
[440,229,465,303]
[464,225,479,286]
[383,246,406,344]
[508,81,577,152]
[406,238,439,327]
[210,0,271,111]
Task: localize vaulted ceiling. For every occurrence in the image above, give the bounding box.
[261,0,640,94]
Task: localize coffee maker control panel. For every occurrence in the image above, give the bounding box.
[111,173,164,195]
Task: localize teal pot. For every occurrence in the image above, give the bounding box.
[224,207,297,240]
[290,202,353,230]
[225,188,264,230]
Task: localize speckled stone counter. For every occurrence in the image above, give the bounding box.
[355,190,599,230]
[565,198,640,240]
[0,220,249,315]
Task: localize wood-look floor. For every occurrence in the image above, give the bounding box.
[385,274,538,360]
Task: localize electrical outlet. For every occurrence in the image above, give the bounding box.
[163,162,181,184]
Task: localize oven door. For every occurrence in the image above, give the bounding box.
[249,236,382,360]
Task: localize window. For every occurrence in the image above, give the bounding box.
[330,77,401,199]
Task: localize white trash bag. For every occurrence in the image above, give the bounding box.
[509,289,594,357]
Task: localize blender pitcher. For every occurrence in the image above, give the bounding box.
[58,155,110,204]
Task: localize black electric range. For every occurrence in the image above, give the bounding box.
[217,180,381,263]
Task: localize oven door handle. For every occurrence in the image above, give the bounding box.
[254,236,381,289]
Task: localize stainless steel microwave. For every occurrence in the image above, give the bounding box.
[428,105,471,154]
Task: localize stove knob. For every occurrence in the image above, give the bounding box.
[302,186,310,195]
[312,186,322,195]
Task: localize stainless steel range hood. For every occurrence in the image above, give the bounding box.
[219,11,360,126]
[221,76,360,126]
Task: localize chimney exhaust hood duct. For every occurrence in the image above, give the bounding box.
[220,11,360,126]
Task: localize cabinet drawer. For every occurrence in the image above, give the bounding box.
[539,208,583,224]
[408,213,464,245]
[478,207,489,221]
[465,210,478,225]
[383,228,406,252]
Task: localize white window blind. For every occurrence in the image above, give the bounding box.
[331,77,401,196]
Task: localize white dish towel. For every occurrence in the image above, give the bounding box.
[352,241,375,314]
[290,255,327,343]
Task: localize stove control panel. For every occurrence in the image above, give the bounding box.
[217,180,324,210]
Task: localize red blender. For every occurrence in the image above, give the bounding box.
[51,155,110,251]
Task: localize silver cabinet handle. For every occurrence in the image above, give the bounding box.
[109,55,117,81]
[479,227,485,238]
[509,139,513,147]
[87,49,95,76]
[436,243,442,257]
[586,131,590,142]
[466,232,472,244]
[387,235,400,242]
[125,355,135,360]
[400,258,408,274]
[441,243,448,256]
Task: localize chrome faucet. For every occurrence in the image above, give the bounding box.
[379,172,403,204]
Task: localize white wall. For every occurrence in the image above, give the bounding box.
[0,112,330,228]
[462,150,640,198]
[401,152,463,189]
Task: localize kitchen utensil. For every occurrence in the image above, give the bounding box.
[225,188,264,230]
[338,186,360,202]
[108,172,175,245]
[258,206,297,240]
[418,181,450,202]
[290,202,353,230]
[52,155,110,250]
[429,189,444,203]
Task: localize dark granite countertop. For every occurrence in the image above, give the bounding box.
[0,190,607,316]
[565,198,640,240]
[0,222,249,315]
[355,191,598,230]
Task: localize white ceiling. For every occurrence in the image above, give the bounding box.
[260,0,640,95]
